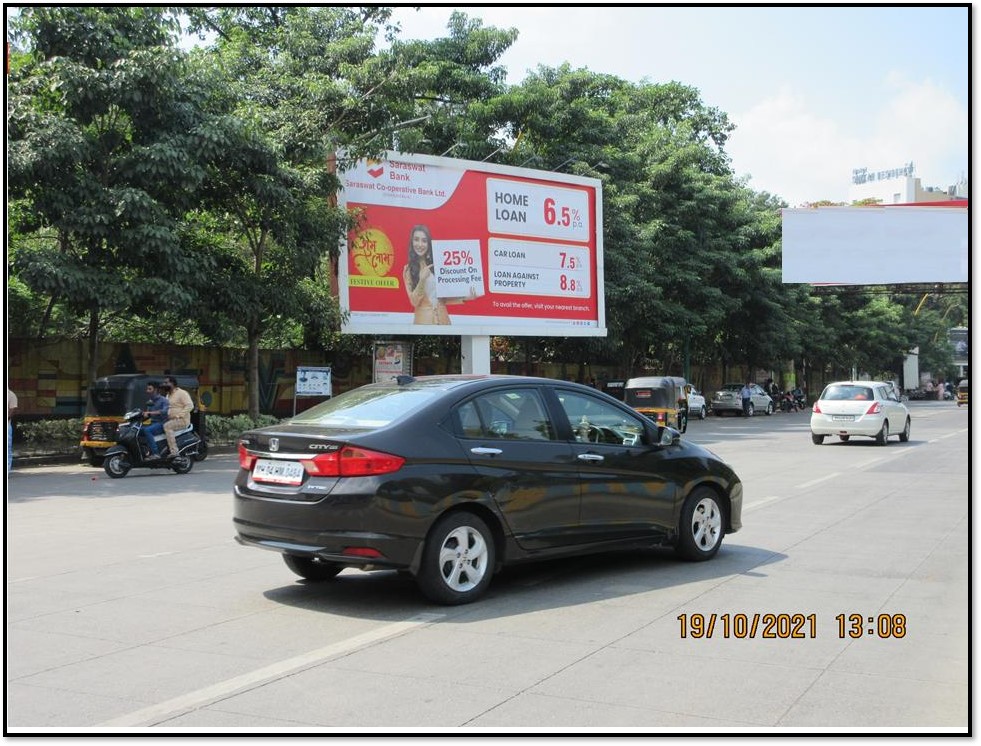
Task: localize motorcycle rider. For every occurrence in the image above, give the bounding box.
[792,385,806,411]
[163,376,194,459]
[142,382,169,460]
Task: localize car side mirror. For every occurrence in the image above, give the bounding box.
[653,425,681,447]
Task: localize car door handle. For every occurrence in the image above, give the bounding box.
[470,447,503,456]
[577,453,605,462]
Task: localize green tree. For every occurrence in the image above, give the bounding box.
[180,8,521,415]
[7,7,215,382]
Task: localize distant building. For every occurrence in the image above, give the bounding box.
[849,162,968,204]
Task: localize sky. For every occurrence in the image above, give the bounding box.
[389,5,969,207]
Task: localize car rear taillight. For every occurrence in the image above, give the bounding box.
[300,446,405,477]
[865,402,882,415]
[238,441,257,470]
[342,547,383,558]
[812,402,822,414]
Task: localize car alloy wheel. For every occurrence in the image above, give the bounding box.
[698,406,707,420]
[875,421,890,446]
[676,488,724,561]
[417,512,495,605]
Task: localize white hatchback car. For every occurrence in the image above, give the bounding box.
[810,381,911,445]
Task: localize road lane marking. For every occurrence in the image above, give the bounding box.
[795,473,840,490]
[744,495,785,513]
[97,613,444,727]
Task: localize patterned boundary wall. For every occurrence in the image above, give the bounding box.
[7,338,374,419]
[8,337,802,419]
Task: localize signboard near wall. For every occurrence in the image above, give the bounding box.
[295,366,332,397]
[373,341,412,383]
[337,152,606,337]
[293,366,332,415]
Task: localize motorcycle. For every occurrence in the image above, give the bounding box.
[778,391,799,412]
[102,409,201,478]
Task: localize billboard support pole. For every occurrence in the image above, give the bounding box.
[461,336,491,375]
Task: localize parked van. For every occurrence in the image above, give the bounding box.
[624,376,688,433]
[80,374,207,465]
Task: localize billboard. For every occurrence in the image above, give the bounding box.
[781,205,968,285]
[337,152,605,336]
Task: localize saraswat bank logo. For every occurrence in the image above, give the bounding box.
[366,158,385,179]
[349,226,399,289]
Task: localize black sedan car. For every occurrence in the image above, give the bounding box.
[234,375,743,605]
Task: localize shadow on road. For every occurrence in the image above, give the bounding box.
[260,542,788,621]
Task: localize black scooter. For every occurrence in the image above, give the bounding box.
[103,409,201,478]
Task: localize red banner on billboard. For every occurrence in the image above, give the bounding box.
[337,152,606,336]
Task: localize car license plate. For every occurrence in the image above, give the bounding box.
[253,458,305,485]
[832,415,855,422]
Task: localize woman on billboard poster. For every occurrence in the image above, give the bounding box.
[403,224,475,325]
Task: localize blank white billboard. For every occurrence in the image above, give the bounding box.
[781,206,968,284]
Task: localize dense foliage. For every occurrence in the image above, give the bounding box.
[6,7,965,415]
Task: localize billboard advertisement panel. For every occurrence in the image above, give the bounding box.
[337,152,605,336]
[781,205,968,285]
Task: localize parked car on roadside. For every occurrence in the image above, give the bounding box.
[686,385,707,420]
[810,380,911,445]
[233,375,743,605]
[711,383,774,417]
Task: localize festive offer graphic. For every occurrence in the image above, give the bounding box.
[338,152,605,336]
[349,228,398,289]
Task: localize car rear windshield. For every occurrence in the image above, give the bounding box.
[822,385,874,401]
[625,388,674,408]
[86,387,130,416]
[290,386,439,428]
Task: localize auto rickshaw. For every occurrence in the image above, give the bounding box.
[80,374,208,465]
[957,379,968,407]
[624,376,688,433]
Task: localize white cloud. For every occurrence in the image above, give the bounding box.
[727,77,967,206]
[726,89,858,206]
[873,77,968,188]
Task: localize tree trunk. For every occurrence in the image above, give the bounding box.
[247,327,260,419]
[87,308,101,385]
